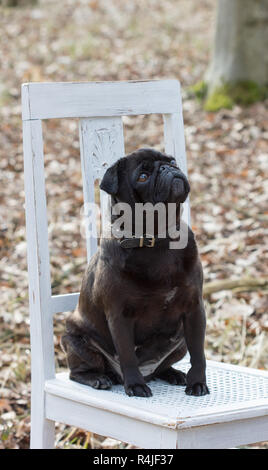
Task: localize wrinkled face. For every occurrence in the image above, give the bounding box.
[130,152,190,205]
[100,148,190,206]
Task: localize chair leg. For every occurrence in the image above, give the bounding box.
[30,415,55,449]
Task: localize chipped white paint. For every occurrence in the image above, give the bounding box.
[163,111,190,225]
[79,117,125,261]
[22,80,268,449]
[23,119,55,448]
[21,80,181,121]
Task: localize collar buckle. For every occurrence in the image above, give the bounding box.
[140,236,155,248]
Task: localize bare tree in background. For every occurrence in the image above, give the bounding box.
[206,0,268,92]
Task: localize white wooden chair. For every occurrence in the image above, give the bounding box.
[22,80,268,449]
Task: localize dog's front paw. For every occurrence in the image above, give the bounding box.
[185,383,209,396]
[125,382,152,397]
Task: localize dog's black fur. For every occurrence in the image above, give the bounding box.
[62,149,209,397]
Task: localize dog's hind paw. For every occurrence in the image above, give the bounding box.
[70,372,113,390]
[185,382,209,396]
[125,383,152,398]
[92,375,113,389]
[156,368,187,385]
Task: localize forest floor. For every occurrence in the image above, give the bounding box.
[0,0,267,449]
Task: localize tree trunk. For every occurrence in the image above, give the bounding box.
[206,0,268,91]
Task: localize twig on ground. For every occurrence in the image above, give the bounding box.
[203,276,268,296]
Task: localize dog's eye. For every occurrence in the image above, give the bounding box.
[170,159,177,166]
[138,173,149,182]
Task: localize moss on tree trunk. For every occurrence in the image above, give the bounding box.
[192,0,268,111]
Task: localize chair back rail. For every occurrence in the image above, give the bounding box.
[21,80,180,120]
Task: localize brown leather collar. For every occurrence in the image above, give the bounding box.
[119,236,155,248]
[112,226,181,249]
[118,235,174,249]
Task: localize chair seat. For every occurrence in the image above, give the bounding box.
[45,359,268,431]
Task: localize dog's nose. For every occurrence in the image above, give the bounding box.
[169,169,190,203]
[159,164,171,172]
[159,165,188,187]
[159,164,180,176]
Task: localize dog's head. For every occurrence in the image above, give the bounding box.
[100,148,190,206]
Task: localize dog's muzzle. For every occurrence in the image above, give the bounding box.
[155,164,190,203]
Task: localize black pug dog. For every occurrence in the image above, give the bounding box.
[61,148,209,397]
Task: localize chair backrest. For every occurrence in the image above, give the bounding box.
[22,80,189,381]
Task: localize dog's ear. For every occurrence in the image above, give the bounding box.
[100,161,119,195]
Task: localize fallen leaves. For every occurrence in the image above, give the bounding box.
[0,399,12,413]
